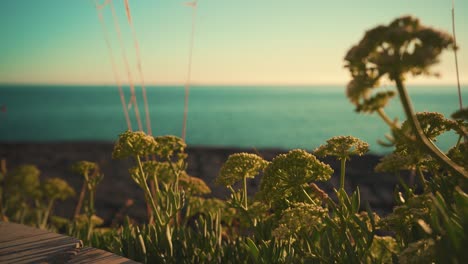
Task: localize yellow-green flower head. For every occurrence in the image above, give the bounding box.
[260,150,333,202]
[179,173,211,195]
[451,107,468,121]
[400,112,457,141]
[154,135,187,160]
[42,177,75,201]
[272,202,328,240]
[217,153,268,187]
[112,130,158,159]
[72,161,99,181]
[375,152,417,173]
[447,142,468,170]
[344,16,454,108]
[356,91,396,113]
[6,165,41,198]
[314,136,369,160]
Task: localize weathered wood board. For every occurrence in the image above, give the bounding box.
[0,222,139,264]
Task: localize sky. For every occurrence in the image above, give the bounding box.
[0,0,467,86]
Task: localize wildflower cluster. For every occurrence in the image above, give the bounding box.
[260,149,333,203]
[42,178,75,201]
[179,172,211,195]
[1,14,466,264]
[314,135,369,160]
[112,130,158,159]
[399,112,457,142]
[217,153,267,187]
[344,16,454,108]
[272,202,328,240]
[154,135,187,160]
[355,91,396,113]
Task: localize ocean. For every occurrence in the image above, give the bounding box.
[0,85,466,154]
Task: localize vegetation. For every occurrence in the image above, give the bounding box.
[1,16,467,263]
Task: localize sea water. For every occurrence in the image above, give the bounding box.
[0,85,466,154]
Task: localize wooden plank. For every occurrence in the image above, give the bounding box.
[68,247,139,264]
[0,222,139,264]
[0,222,81,264]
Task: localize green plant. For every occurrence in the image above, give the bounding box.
[70,160,103,241]
[314,135,369,190]
[2,14,466,264]
[344,15,466,178]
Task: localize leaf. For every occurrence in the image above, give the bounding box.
[166,224,173,257]
[351,187,361,213]
[245,237,260,260]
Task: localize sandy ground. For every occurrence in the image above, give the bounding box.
[0,142,401,224]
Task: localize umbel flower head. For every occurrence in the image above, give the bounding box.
[72,161,99,181]
[272,202,328,240]
[395,112,458,155]
[451,107,468,121]
[375,152,419,173]
[5,165,41,199]
[112,130,158,159]
[217,153,268,187]
[314,136,369,160]
[179,172,211,195]
[260,149,333,202]
[355,91,396,113]
[154,135,187,160]
[344,16,454,109]
[400,112,457,140]
[42,177,75,201]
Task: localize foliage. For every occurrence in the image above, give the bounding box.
[1,15,467,264]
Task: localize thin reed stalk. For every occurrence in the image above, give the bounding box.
[452,1,463,110]
[182,1,198,141]
[109,0,143,131]
[95,1,132,131]
[125,0,153,136]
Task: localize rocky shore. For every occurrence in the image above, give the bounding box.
[1,142,403,224]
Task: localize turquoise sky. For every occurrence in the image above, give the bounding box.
[0,0,467,85]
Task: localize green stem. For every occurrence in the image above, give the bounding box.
[74,183,87,219]
[395,77,467,178]
[416,166,428,192]
[243,176,248,210]
[41,199,55,229]
[136,155,163,225]
[153,172,160,193]
[0,189,5,221]
[340,158,347,191]
[301,187,315,204]
[377,108,398,129]
[166,156,181,190]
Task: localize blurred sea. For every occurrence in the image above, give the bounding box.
[0,85,466,154]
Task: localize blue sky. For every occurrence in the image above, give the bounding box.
[0,0,467,85]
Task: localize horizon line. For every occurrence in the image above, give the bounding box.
[0,81,466,87]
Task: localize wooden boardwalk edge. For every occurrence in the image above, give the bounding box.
[0,222,139,264]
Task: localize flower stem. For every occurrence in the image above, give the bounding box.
[40,199,55,229]
[243,176,248,210]
[416,166,428,192]
[74,182,87,219]
[301,186,315,204]
[340,158,347,191]
[136,155,163,225]
[377,108,398,129]
[395,77,467,178]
